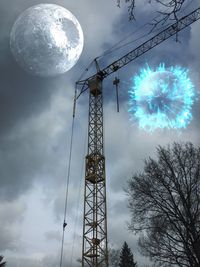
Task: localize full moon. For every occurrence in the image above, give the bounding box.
[10,4,84,77]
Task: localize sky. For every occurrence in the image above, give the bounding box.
[0,0,200,266]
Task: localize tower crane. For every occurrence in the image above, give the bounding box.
[75,7,200,267]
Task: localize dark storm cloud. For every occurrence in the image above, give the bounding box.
[0,0,83,202]
[0,87,80,202]
[0,0,122,201]
[0,0,58,136]
[0,0,99,135]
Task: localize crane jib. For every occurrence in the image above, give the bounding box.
[76,7,200,98]
[102,7,200,78]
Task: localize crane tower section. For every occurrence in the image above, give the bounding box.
[82,74,108,267]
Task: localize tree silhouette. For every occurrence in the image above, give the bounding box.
[119,242,137,267]
[127,142,200,267]
[0,256,6,267]
[117,0,186,24]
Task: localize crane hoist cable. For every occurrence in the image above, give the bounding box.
[69,125,88,267]
[59,86,77,267]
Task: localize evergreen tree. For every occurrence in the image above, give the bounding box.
[119,242,137,267]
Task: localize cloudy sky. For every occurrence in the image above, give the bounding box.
[0,0,200,266]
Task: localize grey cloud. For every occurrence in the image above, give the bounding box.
[7,253,81,267]
[0,88,73,201]
[0,199,26,250]
[0,0,124,201]
[189,21,200,133]
[104,102,200,193]
[45,230,61,242]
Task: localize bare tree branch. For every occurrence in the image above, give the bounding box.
[117,0,136,20]
[127,142,200,267]
[151,0,186,41]
[117,0,186,34]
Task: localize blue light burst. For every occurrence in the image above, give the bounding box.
[129,64,195,131]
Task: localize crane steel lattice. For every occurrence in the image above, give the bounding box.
[76,7,200,267]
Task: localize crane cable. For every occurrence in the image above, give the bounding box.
[59,86,77,267]
[97,0,194,60]
[96,10,170,60]
[59,59,96,267]
[69,123,88,267]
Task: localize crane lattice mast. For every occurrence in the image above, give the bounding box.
[76,7,200,267]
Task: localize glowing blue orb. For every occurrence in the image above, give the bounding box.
[129,64,195,131]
